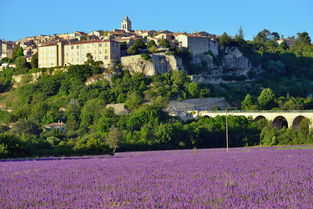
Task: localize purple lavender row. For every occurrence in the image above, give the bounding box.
[1,147,313,208]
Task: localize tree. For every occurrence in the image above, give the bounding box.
[266,60,285,75]
[147,40,157,48]
[106,126,123,154]
[80,98,106,130]
[85,53,95,65]
[258,88,276,109]
[14,56,29,69]
[234,26,246,45]
[271,32,280,41]
[125,92,144,110]
[158,39,171,48]
[12,46,24,60]
[254,29,271,42]
[127,45,138,55]
[186,82,200,98]
[296,32,311,44]
[241,94,254,110]
[133,39,146,49]
[31,53,38,68]
[149,45,158,53]
[80,35,88,41]
[12,120,41,136]
[219,32,233,46]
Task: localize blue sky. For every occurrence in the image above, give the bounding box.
[1,0,312,41]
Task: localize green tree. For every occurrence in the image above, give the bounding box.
[125,92,144,110]
[96,107,118,133]
[254,29,271,42]
[258,88,276,109]
[266,60,285,75]
[234,26,246,45]
[219,32,233,46]
[106,126,123,154]
[73,134,109,155]
[271,32,280,41]
[30,53,38,68]
[149,45,158,53]
[12,46,24,59]
[147,40,157,48]
[186,82,200,98]
[85,53,96,65]
[241,94,254,110]
[80,99,106,130]
[127,45,138,55]
[158,39,171,48]
[14,56,29,69]
[11,120,41,136]
[133,39,146,49]
[296,32,311,44]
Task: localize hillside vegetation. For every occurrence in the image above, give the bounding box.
[0,29,313,158]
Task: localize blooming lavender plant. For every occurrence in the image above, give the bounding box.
[0,147,312,208]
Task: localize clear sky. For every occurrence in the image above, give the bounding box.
[1,0,312,41]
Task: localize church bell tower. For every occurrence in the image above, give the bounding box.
[121,16,132,32]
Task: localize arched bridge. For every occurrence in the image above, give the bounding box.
[183,110,313,130]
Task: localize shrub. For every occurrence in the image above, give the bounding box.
[141,54,152,62]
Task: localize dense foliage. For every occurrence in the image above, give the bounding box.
[0,30,313,158]
[214,29,313,104]
[0,65,225,158]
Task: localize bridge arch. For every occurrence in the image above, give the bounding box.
[272,116,288,130]
[254,115,266,122]
[292,116,307,130]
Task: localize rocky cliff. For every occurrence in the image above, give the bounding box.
[190,46,260,84]
[120,53,184,76]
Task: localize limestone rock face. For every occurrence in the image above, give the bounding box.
[190,46,260,84]
[221,47,251,72]
[120,54,184,76]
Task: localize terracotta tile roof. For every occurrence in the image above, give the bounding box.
[40,39,119,47]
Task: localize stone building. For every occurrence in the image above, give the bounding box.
[174,34,219,56]
[121,16,132,32]
[276,39,296,48]
[38,40,120,68]
[0,40,13,58]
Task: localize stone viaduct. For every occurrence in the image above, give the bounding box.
[181,110,313,130]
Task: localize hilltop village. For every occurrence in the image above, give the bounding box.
[2,17,219,68]
[0,16,313,158]
[1,16,297,78]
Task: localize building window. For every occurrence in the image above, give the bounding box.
[77,45,79,49]
[105,49,108,54]
[71,46,74,49]
[104,56,108,60]
[99,43,102,47]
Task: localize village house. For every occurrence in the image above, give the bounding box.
[38,39,121,68]
[276,39,297,48]
[0,40,14,58]
[174,34,219,55]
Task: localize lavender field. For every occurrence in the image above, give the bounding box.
[1,147,313,209]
